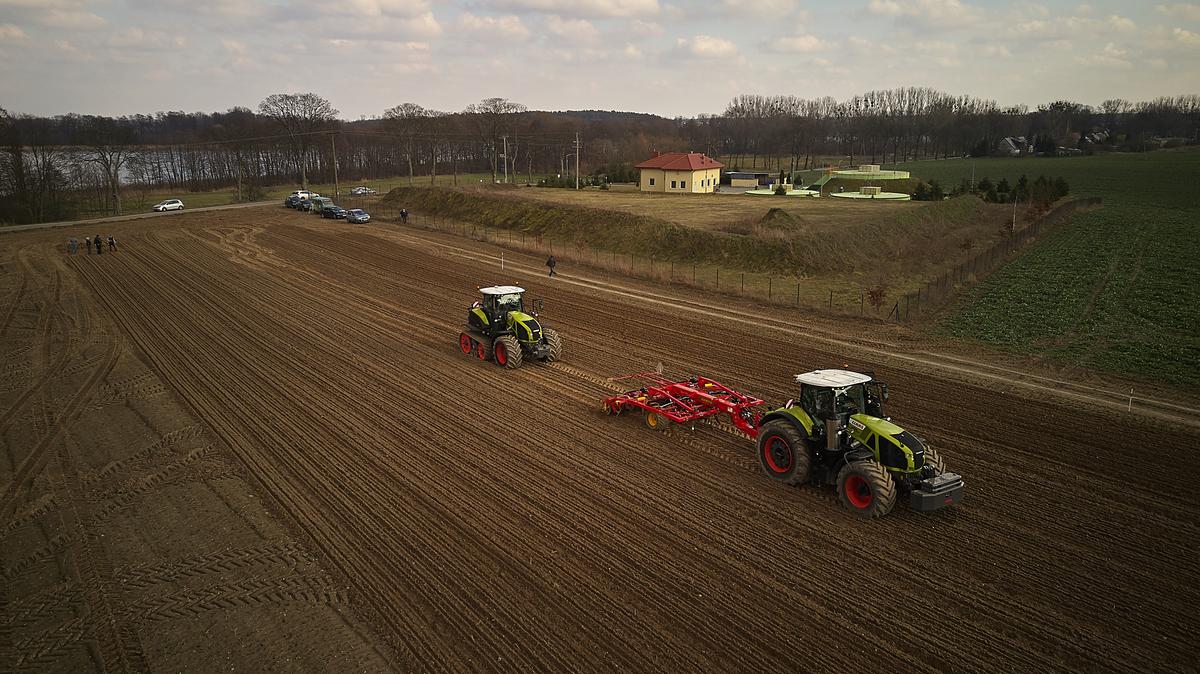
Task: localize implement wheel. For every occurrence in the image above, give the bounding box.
[494,335,522,369]
[543,328,563,362]
[645,411,669,432]
[459,333,473,355]
[476,342,489,361]
[756,420,810,485]
[836,460,896,518]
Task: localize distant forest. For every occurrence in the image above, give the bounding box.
[1,89,1196,224]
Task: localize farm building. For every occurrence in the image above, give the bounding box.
[727,171,772,188]
[635,152,724,193]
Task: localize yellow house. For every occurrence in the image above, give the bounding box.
[635,152,724,193]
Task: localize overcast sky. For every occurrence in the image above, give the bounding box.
[1,0,1197,119]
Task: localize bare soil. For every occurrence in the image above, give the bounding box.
[2,206,1197,671]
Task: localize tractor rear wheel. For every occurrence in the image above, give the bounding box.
[494,335,522,369]
[756,420,810,485]
[836,460,896,518]
[923,445,945,475]
[543,328,563,361]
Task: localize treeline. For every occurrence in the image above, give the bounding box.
[1,89,1196,224]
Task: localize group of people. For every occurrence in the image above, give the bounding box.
[68,234,117,255]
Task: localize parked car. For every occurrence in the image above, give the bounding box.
[297,198,315,211]
[290,190,314,200]
[346,208,370,224]
[152,199,184,212]
[309,197,333,213]
[350,186,377,196]
[321,205,347,219]
[284,195,302,208]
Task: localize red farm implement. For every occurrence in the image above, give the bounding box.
[602,373,767,436]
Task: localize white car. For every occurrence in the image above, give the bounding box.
[350,186,377,196]
[290,190,315,200]
[153,199,184,212]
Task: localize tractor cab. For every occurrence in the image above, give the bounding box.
[470,285,526,336]
[795,370,888,432]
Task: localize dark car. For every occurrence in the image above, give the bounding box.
[346,208,370,224]
[321,205,347,219]
[298,198,314,211]
[284,195,302,208]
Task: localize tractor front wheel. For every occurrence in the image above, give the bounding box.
[494,335,522,369]
[756,420,811,485]
[836,460,896,518]
[923,445,945,475]
[542,328,563,362]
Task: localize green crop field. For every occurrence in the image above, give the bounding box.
[897,149,1200,389]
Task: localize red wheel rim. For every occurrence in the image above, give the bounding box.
[763,435,792,473]
[495,343,507,366]
[844,474,872,509]
[476,343,487,360]
[459,334,473,354]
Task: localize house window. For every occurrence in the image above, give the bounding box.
[649,178,655,186]
[681,180,686,189]
[671,180,677,188]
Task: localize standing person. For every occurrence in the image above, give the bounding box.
[94,234,103,255]
[546,255,557,277]
[69,238,78,255]
[85,236,92,254]
[400,208,408,224]
[107,235,116,251]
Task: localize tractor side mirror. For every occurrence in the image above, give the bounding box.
[531,298,545,316]
[880,383,889,401]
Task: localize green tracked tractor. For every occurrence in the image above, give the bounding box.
[458,285,563,369]
[756,369,965,517]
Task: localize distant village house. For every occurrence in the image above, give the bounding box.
[636,152,723,193]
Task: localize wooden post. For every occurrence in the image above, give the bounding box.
[828,289,833,308]
[768,277,773,300]
[740,272,744,294]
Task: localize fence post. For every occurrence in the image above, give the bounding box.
[740,272,744,294]
[693,263,696,284]
[796,282,800,306]
[670,260,674,281]
[716,267,720,290]
[860,292,864,314]
[768,277,772,300]
[828,289,833,308]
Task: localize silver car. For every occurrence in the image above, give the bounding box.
[152,199,184,211]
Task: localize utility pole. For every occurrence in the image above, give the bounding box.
[574,132,580,190]
[331,133,340,200]
[502,136,508,184]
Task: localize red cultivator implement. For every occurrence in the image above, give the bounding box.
[602,372,767,436]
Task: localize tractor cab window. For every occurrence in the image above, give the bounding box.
[803,385,835,422]
[833,384,866,415]
[494,293,523,314]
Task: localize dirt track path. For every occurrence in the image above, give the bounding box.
[3,207,1199,671]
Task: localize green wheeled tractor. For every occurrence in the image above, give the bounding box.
[755,369,964,517]
[458,285,563,369]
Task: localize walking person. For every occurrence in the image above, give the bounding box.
[107,235,116,252]
[94,234,103,255]
[69,238,78,255]
[85,236,92,254]
[400,208,408,224]
[546,255,557,277]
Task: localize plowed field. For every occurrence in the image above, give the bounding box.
[3,207,1198,671]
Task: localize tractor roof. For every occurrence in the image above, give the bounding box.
[480,285,524,295]
[794,370,872,387]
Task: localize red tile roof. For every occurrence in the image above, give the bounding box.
[635,152,725,171]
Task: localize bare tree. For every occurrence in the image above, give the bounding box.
[463,97,526,184]
[257,93,338,188]
[383,102,429,186]
[80,116,136,216]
